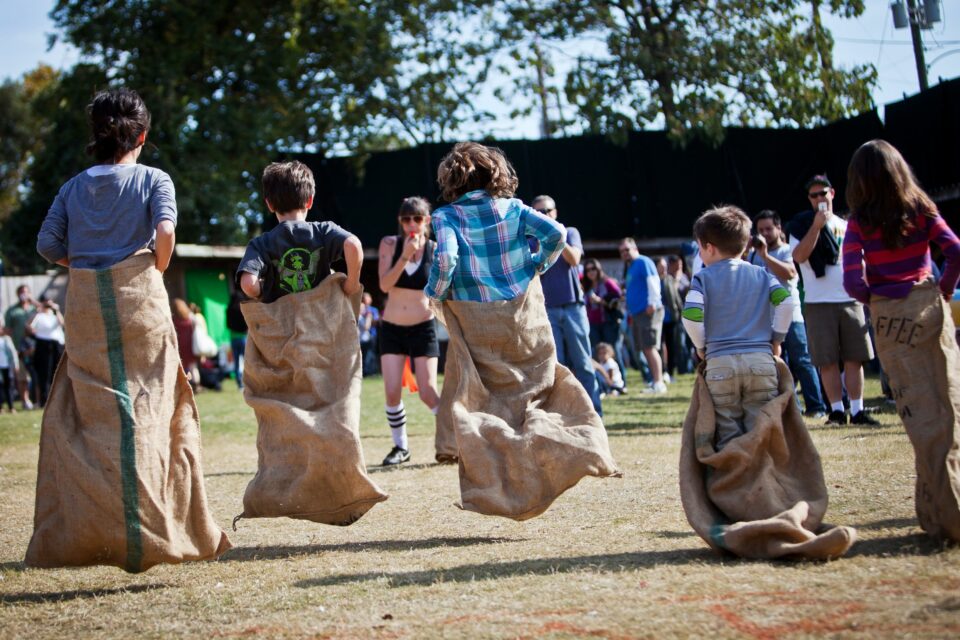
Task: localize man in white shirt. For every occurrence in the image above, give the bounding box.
[786,175,878,426]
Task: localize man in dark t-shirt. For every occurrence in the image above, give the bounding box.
[532,195,602,416]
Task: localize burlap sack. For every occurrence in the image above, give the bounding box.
[434,392,458,463]
[679,358,856,559]
[870,282,960,542]
[437,278,620,521]
[25,253,231,572]
[236,274,387,526]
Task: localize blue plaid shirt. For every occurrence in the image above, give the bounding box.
[425,190,566,302]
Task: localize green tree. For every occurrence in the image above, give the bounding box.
[495,0,876,143]
[0,0,492,273]
[0,64,106,274]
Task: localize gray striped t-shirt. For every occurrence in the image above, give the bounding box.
[682,258,791,358]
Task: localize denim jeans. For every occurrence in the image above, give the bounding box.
[783,321,827,414]
[547,303,603,416]
[230,335,246,389]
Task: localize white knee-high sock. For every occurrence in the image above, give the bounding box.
[386,402,408,449]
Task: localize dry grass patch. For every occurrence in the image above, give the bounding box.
[1,372,957,638]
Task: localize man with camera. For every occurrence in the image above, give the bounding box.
[785,175,878,426]
[749,210,827,418]
[4,284,37,410]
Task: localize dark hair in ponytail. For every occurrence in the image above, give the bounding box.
[86,88,151,162]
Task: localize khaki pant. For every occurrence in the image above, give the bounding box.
[705,352,778,450]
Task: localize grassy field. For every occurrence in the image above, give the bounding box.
[1,371,958,639]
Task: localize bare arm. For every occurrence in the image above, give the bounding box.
[755,240,796,281]
[790,211,828,264]
[378,235,421,293]
[155,220,176,272]
[342,235,363,296]
[239,272,262,299]
[560,243,582,266]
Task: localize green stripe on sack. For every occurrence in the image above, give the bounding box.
[96,270,143,572]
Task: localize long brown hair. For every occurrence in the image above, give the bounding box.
[581,257,606,292]
[436,142,518,202]
[846,139,937,249]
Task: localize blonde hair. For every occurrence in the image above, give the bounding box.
[436,142,518,202]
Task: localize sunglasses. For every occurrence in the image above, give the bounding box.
[533,208,555,214]
[399,215,425,223]
[807,189,830,199]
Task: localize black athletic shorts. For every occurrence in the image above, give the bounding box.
[378,318,440,358]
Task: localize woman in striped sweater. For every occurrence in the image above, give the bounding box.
[843,138,960,543]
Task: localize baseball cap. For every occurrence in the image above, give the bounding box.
[804,174,832,191]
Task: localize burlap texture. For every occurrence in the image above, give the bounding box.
[870,282,960,542]
[679,358,856,559]
[237,274,387,526]
[437,278,620,521]
[25,253,231,572]
[434,398,458,463]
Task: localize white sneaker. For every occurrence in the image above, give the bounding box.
[643,381,668,394]
[663,372,672,384]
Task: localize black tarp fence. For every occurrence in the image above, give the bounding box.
[289,77,959,248]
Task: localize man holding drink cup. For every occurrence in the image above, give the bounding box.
[786,174,878,427]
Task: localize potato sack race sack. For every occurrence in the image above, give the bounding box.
[25,253,231,572]
[236,274,387,527]
[679,358,856,560]
[437,278,621,521]
[870,282,960,542]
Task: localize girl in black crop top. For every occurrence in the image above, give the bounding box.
[375,197,455,467]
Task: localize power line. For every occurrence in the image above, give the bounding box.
[836,37,960,45]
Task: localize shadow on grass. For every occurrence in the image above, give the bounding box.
[855,517,917,531]
[0,582,168,605]
[850,532,952,557]
[221,536,522,563]
[367,462,437,474]
[205,471,255,478]
[603,422,682,435]
[294,548,715,588]
[0,561,24,572]
[653,530,697,539]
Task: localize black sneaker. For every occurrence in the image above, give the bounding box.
[382,446,410,466]
[850,410,880,426]
[825,410,847,426]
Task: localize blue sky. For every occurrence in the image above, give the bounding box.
[1,1,958,136]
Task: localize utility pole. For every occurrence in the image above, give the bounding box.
[533,37,551,139]
[906,0,929,91]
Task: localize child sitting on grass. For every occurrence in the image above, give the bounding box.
[682,206,796,449]
[238,161,361,301]
[593,342,625,397]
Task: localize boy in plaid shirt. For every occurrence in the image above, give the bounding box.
[425,142,565,302]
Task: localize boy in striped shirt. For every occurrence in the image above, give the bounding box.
[682,206,796,450]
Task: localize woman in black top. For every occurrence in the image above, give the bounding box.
[377,197,443,466]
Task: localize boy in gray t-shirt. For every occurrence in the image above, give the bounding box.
[682,206,795,449]
[237,161,362,303]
